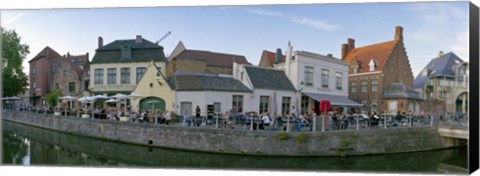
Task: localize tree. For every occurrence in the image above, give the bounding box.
[2,28,30,97]
[45,89,62,110]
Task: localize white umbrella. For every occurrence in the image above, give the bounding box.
[78,96,96,118]
[128,93,144,99]
[111,94,128,99]
[105,99,119,103]
[93,95,109,99]
[60,95,77,117]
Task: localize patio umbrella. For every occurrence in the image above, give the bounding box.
[105,99,119,103]
[93,95,109,109]
[128,93,144,113]
[60,95,77,117]
[112,94,129,117]
[78,96,96,118]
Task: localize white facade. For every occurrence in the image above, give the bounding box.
[281,50,349,96]
[233,63,297,115]
[175,91,251,116]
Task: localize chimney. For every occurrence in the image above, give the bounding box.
[395,26,403,42]
[67,52,70,57]
[438,51,444,57]
[275,48,283,64]
[347,38,355,50]
[285,41,293,77]
[98,37,103,48]
[341,43,349,60]
[136,35,143,43]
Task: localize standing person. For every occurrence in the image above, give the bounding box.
[261,112,271,130]
[182,110,189,127]
[195,105,201,126]
[165,111,172,125]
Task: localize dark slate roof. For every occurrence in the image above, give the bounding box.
[383,83,422,100]
[174,49,250,67]
[413,52,465,88]
[168,73,251,92]
[243,65,296,91]
[92,38,166,63]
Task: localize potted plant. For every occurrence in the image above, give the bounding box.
[45,89,62,116]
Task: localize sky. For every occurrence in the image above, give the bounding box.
[0,1,470,79]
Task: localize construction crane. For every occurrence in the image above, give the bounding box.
[155,31,171,45]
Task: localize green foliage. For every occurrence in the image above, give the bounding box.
[2,28,29,97]
[295,133,309,143]
[45,89,62,109]
[276,132,290,140]
[340,139,351,148]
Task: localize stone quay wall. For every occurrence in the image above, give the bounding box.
[1,112,464,156]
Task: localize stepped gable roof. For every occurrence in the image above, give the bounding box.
[173,49,249,67]
[92,38,166,63]
[168,72,251,92]
[29,46,62,63]
[262,50,286,67]
[243,65,296,91]
[414,52,465,88]
[383,83,421,100]
[343,41,396,73]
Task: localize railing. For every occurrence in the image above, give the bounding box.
[2,108,469,133]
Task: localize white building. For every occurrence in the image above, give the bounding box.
[233,63,297,116]
[273,42,362,114]
[170,72,252,116]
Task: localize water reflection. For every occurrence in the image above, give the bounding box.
[1,121,468,174]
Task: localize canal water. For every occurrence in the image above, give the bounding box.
[1,121,468,174]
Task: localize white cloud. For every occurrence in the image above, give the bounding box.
[239,8,338,31]
[450,29,469,61]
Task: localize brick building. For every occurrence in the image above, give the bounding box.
[166,41,250,78]
[52,53,89,101]
[28,47,63,107]
[342,26,421,114]
[258,49,286,67]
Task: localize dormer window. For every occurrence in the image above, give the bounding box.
[369,59,376,72]
[352,66,359,74]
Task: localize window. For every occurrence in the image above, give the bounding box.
[361,80,368,93]
[69,82,75,92]
[136,67,147,83]
[32,64,36,74]
[352,66,358,74]
[304,66,314,86]
[281,97,291,114]
[439,91,448,99]
[52,63,59,72]
[63,70,67,77]
[107,68,116,84]
[94,69,104,84]
[232,95,244,113]
[55,83,59,90]
[33,81,37,89]
[84,80,89,90]
[259,96,269,114]
[120,68,130,84]
[371,79,378,92]
[361,99,368,105]
[335,72,342,90]
[351,81,357,93]
[321,69,329,88]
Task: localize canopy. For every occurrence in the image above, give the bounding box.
[78,96,96,103]
[2,96,21,101]
[93,95,109,99]
[303,92,363,107]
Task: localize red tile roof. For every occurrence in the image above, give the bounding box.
[343,40,397,73]
[29,46,62,63]
[263,50,285,67]
[174,49,250,67]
